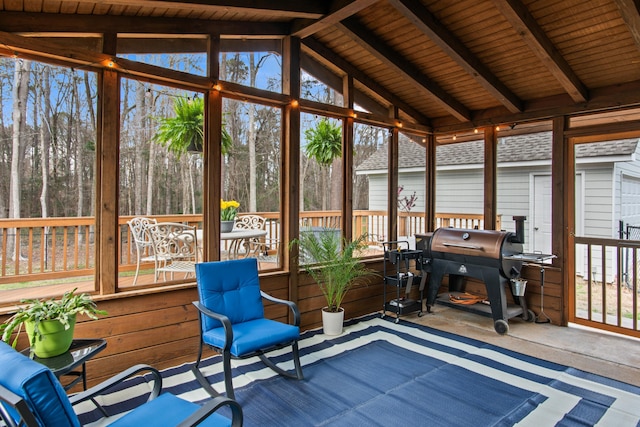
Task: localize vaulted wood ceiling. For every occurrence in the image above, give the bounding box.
[2,0,640,136]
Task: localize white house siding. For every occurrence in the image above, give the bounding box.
[367,174,389,211]
[496,165,541,253]
[367,172,426,212]
[616,161,640,234]
[436,168,484,214]
[581,165,615,239]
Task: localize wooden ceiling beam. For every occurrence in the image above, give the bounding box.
[0,12,287,36]
[290,0,380,39]
[300,53,388,116]
[613,0,640,51]
[302,37,431,125]
[492,0,589,103]
[432,79,640,134]
[336,17,471,122]
[388,0,523,113]
[117,38,282,54]
[71,0,326,19]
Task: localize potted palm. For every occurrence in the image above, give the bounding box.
[293,231,377,335]
[0,289,107,358]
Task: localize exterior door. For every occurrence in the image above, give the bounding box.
[532,174,552,254]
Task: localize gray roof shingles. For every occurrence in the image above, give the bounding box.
[356,132,638,171]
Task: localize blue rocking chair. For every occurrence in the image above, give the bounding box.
[0,341,242,427]
[192,258,304,400]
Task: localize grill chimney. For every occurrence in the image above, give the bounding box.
[512,216,526,243]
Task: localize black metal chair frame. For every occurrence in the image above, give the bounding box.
[192,291,304,400]
[0,364,243,427]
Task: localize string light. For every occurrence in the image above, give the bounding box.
[291,99,299,108]
[452,135,457,141]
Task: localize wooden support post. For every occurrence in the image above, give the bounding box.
[484,126,497,230]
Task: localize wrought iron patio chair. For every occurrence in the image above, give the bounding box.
[230,215,267,257]
[232,215,280,267]
[127,217,165,285]
[192,258,303,400]
[0,341,242,427]
[147,222,199,281]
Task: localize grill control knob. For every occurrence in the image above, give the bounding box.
[462,232,470,240]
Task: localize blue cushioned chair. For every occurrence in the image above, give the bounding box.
[0,341,242,427]
[193,258,304,400]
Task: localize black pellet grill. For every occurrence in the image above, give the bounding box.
[416,217,536,334]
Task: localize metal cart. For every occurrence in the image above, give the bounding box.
[382,241,425,322]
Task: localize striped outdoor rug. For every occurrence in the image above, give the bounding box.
[76,315,640,426]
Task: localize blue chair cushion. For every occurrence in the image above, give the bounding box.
[108,393,231,427]
[196,259,264,330]
[0,341,80,427]
[202,318,300,357]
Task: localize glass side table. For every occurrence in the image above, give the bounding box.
[22,338,107,391]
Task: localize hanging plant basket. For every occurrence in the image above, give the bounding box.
[186,140,203,153]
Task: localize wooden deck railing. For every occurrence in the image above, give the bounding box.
[573,236,640,335]
[0,211,494,286]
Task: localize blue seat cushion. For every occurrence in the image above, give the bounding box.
[0,341,80,427]
[108,393,231,427]
[202,318,300,357]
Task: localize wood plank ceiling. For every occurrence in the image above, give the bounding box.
[1,0,640,135]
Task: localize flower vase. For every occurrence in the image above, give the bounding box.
[221,220,235,233]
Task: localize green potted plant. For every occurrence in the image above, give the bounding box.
[0,288,107,358]
[220,198,240,232]
[292,231,378,335]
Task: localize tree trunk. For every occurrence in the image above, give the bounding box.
[39,66,51,221]
[330,157,342,210]
[248,55,257,212]
[8,59,31,260]
[83,71,97,243]
[134,83,147,215]
[74,75,84,218]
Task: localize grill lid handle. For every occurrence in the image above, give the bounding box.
[442,242,484,250]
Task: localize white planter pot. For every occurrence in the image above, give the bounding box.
[322,307,345,336]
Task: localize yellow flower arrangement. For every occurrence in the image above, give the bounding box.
[221,199,240,221]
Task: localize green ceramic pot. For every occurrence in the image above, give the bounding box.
[25,315,76,358]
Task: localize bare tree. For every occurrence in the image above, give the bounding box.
[74,74,84,217]
[134,82,147,214]
[8,59,31,259]
[39,66,52,220]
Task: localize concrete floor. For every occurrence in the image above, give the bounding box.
[401,304,640,387]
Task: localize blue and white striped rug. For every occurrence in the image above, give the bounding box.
[77,315,640,426]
